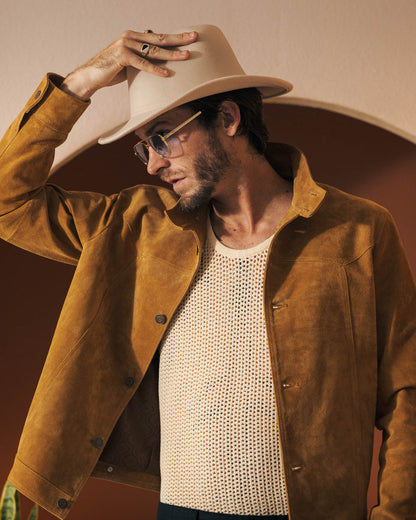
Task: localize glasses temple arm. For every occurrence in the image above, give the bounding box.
[164,111,202,139]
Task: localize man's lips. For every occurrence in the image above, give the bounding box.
[165,177,185,185]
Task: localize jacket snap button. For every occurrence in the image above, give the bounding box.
[92,437,104,448]
[107,466,114,473]
[34,90,41,100]
[58,498,68,509]
[125,376,135,387]
[155,314,167,324]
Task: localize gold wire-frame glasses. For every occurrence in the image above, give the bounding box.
[133,110,202,165]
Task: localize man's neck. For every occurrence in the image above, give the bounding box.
[209,152,293,249]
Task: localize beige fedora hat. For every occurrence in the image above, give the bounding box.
[98,24,292,144]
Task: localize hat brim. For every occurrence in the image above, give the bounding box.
[98,74,292,144]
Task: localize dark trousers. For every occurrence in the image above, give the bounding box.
[156,502,289,520]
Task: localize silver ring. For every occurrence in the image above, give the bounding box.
[140,43,150,58]
[143,29,153,33]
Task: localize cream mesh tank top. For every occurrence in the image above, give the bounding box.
[158,218,288,515]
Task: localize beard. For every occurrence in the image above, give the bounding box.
[179,130,231,212]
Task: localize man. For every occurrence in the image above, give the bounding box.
[0,24,415,520]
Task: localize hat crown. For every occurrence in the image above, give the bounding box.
[98,24,292,144]
[127,25,245,115]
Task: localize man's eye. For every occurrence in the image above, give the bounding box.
[158,130,170,138]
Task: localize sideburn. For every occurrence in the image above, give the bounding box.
[194,129,231,183]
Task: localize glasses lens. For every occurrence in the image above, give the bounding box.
[149,135,170,158]
[134,143,149,165]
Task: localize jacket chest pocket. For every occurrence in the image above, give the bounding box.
[266,260,357,390]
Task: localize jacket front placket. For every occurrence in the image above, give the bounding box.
[262,147,327,519]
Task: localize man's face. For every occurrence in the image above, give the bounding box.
[136,107,231,211]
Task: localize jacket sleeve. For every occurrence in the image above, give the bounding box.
[0,74,120,266]
[370,209,416,518]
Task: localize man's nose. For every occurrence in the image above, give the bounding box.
[146,147,170,176]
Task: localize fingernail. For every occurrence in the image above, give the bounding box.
[188,31,197,37]
[180,50,188,55]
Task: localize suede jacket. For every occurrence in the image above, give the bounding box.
[1,75,416,520]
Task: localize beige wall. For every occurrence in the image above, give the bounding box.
[1,0,415,171]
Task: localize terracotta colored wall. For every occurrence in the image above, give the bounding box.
[1,104,415,519]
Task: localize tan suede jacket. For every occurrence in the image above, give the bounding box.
[1,75,416,520]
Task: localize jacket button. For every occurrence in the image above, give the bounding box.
[92,437,104,448]
[125,376,135,387]
[155,314,167,324]
[58,498,68,509]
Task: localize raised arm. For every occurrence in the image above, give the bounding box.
[0,30,197,264]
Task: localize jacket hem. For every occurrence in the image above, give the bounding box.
[8,457,74,520]
[92,460,160,491]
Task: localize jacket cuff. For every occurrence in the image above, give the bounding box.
[22,73,90,135]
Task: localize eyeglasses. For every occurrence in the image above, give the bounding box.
[133,110,202,165]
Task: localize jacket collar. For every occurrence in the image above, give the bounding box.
[165,142,326,239]
[165,198,208,252]
[265,142,326,219]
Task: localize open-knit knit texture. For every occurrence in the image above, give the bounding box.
[158,218,288,515]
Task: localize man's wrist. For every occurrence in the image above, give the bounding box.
[61,72,95,102]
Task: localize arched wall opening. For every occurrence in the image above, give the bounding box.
[1,103,415,519]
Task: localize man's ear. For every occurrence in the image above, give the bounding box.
[219,101,241,137]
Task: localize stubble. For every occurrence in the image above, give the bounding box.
[179,131,231,212]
